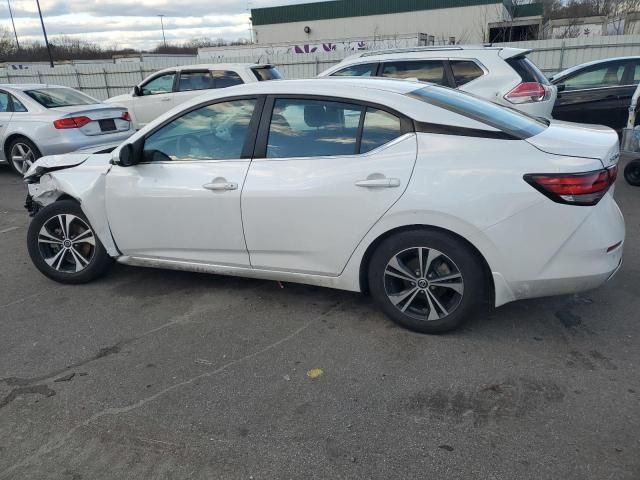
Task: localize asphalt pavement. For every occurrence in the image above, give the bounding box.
[0,159,639,479]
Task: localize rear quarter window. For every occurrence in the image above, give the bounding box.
[450,60,484,86]
[507,56,550,85]
[408,86,547,140]
[252,67,283,81]
[331,63,377,77]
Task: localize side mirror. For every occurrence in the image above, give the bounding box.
[556,84,566,93]
[133,85,142,96]
[117,137,144,167]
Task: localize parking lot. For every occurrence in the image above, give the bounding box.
[0,158,638,479]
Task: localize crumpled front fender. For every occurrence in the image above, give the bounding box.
[27,154,120,256]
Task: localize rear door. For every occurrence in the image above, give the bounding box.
[241,95,417,275]
[132,71,176,127]
[553,60,631,130]
[0,91,12,161]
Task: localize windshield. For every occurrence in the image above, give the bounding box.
[408,86,547,140]
[25,88,98,108]
[252,67,283,81]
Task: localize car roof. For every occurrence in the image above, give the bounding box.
[552,56,640,80]
[336,45,529,63]
[153,63,272,74]
[209,77,423,97]
[0,83,70,91]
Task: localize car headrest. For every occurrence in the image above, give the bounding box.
[304,105,341,127]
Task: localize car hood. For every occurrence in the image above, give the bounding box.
[525,120,620,167]
[24,152,111,183]
[104,93,132,105]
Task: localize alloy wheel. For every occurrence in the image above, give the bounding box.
[37,214,96,273]
[10,142,36,174]
[384,247,464,321]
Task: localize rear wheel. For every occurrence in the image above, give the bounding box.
[368,229,486,333]
[7,137,41,175]
[27,200,113,283]
[624,159,640,186]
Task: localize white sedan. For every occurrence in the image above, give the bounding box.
[24,78,624,333]
[0,84,132,174]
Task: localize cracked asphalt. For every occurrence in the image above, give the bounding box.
[1,159,639,480]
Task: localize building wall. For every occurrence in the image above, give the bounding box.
[253,4,508,45]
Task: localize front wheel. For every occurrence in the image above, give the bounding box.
[624,159,640,186]
[27,200,113,283]
[368,229,487,333]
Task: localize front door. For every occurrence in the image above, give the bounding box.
[133,71,176,128]
[242,96,417,276]
[106,97,260,266]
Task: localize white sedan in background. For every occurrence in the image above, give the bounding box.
[0,84,132,174]
[105,63,283,129]
[24,78,623,333]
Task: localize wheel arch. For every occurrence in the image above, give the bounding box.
[3,132,40,160]
[358,224,495,305]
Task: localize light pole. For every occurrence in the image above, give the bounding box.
[7,0,20,49]
[36,0,54,67]
[158,15,167,48]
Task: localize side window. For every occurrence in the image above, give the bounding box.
[266,98,363,158]
[360,109,402,153]
[381,60,447,85]
[143,99,256,162]
[331,63,377,77]
[141,73,175,95]
[450,60,484,86]
[0,92,9,113]
[11,95,28,112]
[212,70,244,88]
[632,63,640,83]
[178,71,212,92]
[563,63,626,91]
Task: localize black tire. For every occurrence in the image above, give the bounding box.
[27,200,113,284]
[368,229,486,334]
[6,137,41,175]
[624,159,640,186]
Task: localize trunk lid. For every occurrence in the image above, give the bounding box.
[525,120,620,167]
[50,104,131,136]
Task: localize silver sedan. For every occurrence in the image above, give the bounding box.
[0,84,134,174]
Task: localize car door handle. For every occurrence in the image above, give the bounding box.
[160,97,172,102]
[203,181,238,191]
[355,177,401,188]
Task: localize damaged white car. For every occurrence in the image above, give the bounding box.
[24,78,624,333]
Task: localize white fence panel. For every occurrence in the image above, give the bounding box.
[3,35,640,98]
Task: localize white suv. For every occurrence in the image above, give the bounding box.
[319,46,556,118]
[105,63,282,129]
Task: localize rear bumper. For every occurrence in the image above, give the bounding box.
[490,192,625,306]
[38,129,133,157]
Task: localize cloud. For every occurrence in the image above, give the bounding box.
[1,0,316,49]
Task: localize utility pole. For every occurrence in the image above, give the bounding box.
[36,0,54,67]
[158,15,167,48]
[7,0,20,49]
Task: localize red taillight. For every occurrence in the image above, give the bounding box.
[121,111,131,122]
[53,116,91,129]
[505,82,549,104]
[524,168,616,206]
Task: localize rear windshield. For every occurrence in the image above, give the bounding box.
[408,86,547,140]
[25,88,98,108]
[507,56,549,85]
[252,67,283,81]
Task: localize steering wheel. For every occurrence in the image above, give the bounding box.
[176,134,208,158]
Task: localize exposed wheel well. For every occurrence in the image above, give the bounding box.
[358,224,495,304]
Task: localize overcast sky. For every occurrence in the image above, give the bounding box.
[1,0,315,50]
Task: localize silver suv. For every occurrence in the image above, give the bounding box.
[319,46,556,118]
